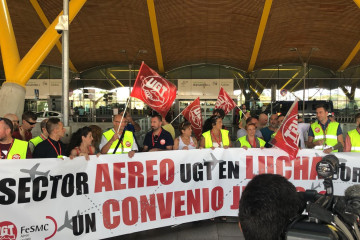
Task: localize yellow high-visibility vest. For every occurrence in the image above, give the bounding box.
[347,129,360,152]
[311,121,339,152]
[238,136,265,148]
[103,129,134,154]
[7,139,28,159]
[202,129,230,148]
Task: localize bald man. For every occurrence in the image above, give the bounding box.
[3,113,19,131]
[258,113,268,129]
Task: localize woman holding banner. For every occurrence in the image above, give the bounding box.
[200,115,232,149]
[237,123,265,149]
[173,121,198,150]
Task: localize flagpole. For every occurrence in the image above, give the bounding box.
[170,108,185,125]
[116,98,130,134]
[236,106,248,120]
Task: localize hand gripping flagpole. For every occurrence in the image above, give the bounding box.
[116,97,130,135]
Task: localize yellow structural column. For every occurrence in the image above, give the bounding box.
[0,0,87,87]
[0,0,21,80]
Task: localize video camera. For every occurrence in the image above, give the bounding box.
[285,155,360,240]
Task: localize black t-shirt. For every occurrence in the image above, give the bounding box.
[0,142,32,159]
[143,128,174,151]
[33,137,66,158]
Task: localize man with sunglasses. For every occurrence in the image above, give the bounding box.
[13,111,37,141]
[0,118,31,159]
[142,114,173,152]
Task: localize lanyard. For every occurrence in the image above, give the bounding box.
[0,140,14,159]
[47,139,62,157]
[152,129,162,147]
[40,134,47,140]
[319,121,329,145]
[211,130,222,146]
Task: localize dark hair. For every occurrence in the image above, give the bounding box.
[22,111,37,121]
[151,114,162,122]
[245,117,254,125]
[210,115,221,127]
[165,112,172,123]
[213,109,225,119]
[89,125,102,153]
[239,174,302,240]
[46,118,61,134]
[66,127,92,156]
[179,121,191,134]
[315,104,328,112]
[1,117,14,134]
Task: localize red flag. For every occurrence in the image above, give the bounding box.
[130,62,177,118]
[270,99,300,160]
[182,97,203,138]
[215,87,237,115]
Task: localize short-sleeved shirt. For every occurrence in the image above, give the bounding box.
[308,119,342,137]
[33,137,66,158]
[0,142,32,159]
[12,130,32,141]
[143,128,174,151]
[162,124,175,140]
[260,127,275,148]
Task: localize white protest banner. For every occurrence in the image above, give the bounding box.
[0,149,359,240]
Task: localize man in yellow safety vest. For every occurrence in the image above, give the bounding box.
[99,114,138,157]
[29,119,48,152]
[344,113,360,152]
[0,117,31,159]
[307,104,344,153]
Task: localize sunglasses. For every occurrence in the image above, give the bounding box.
[154,135,159,141]
[25,119,37,125]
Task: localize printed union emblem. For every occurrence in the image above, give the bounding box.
[141,76,170,108]
[160,139,166,145]
[189,106,202,129]
[281,115,299,150]
[0,221,17,240]
[125,141,131,147]
[315,127,320,133]
[12,154,21,159]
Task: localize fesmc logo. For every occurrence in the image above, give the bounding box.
[141,76,170,108]
[0,216,57,240]
[189,105,202,129]
[281,114,299,150]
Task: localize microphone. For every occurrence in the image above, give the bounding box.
[344,185,360,216]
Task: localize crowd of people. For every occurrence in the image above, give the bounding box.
[1,103,360,160]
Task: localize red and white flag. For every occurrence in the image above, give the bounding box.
[182,97,203,138]
[215,87,237,115]
[130,62,177,118]
[270,99,300,160]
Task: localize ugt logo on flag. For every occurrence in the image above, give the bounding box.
[130,62,177,118]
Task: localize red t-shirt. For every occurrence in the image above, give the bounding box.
[0,142,32,159]
[12,130,32,141]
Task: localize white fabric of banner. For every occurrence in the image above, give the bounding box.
[0,149,359,239]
